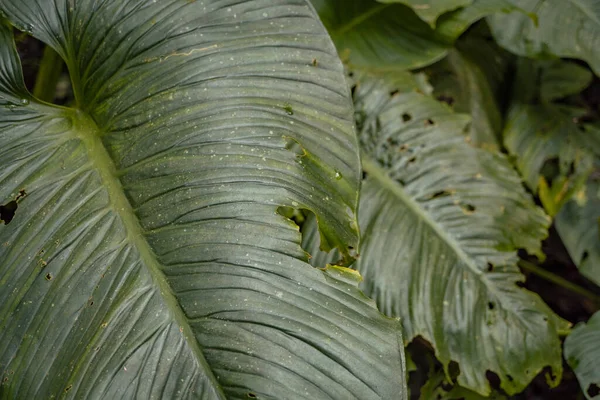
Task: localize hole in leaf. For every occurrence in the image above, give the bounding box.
[485,370,502,391]
[362,171,368,179]
[398,144,408,152]
[487,262,494,272]
[45,273,53,281]
[0,189,27,225]
[460,203,476,214]
[582,251,589,262]
[64,384,73,393]
[488,301,495,310]
[0,201,18,225]
[430,190,451,200]
[402,113,412,122]
[506,374,514,382]
[425,118,435,126]
[588,384,600,397]
[448,361,460,382]
[437,94,455,106]
[389,89,399,97]
[247,393,258,399]
[408,156,416,164]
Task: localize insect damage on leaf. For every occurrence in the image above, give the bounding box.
[0,189,27,225]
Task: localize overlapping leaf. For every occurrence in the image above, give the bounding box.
[555,178,600,286]
[303,70,566,396]
[502,59,598,215]
[311,0,526,72]
[378,0,473,27]
[0,1,408,398]
[565,311,600,399]
[310,0,450,71]
[488,0,600,75]
[426,27,512,149]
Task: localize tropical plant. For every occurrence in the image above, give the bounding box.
[2,0,600,399]
[303,0,600,398]
[0,1,408,398]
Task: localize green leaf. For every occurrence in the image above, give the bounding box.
[434,0,527,40]
[419,369,507,400]
[311,0,528,72]
[426,26,512,149]
[0,2,408,398]
[310,0,450,71]
[565,311,600,399]
[304,70,564,396]
[377,0,473,27]
[555,178,600,286]
[488,0,600,75]
[502,59,598,215]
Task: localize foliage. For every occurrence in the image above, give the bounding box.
[2,0,600,398]
[307,0,599,398]
[565,310,600,399]
[0,1,407,398]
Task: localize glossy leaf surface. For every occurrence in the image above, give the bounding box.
[304,70,565,396]
[0,1,407,398]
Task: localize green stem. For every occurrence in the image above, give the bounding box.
[519,259,600,304]
[33,45,64,102]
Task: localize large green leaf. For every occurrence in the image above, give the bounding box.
[555,178,600,286]
[502,59,598,216]
[488,0,600,75]
[0,2,408,398]
[565,311,600,399]
[377,0,473,27]
[303,70,566,396]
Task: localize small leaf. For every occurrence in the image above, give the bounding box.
[565,311,600,399]
[555,178,600,286]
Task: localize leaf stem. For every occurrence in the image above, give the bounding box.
[33,45,64,102]
[518,259,600,304]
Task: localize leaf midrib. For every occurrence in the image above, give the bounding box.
[68,110,226,398]
[361,157,486,278]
